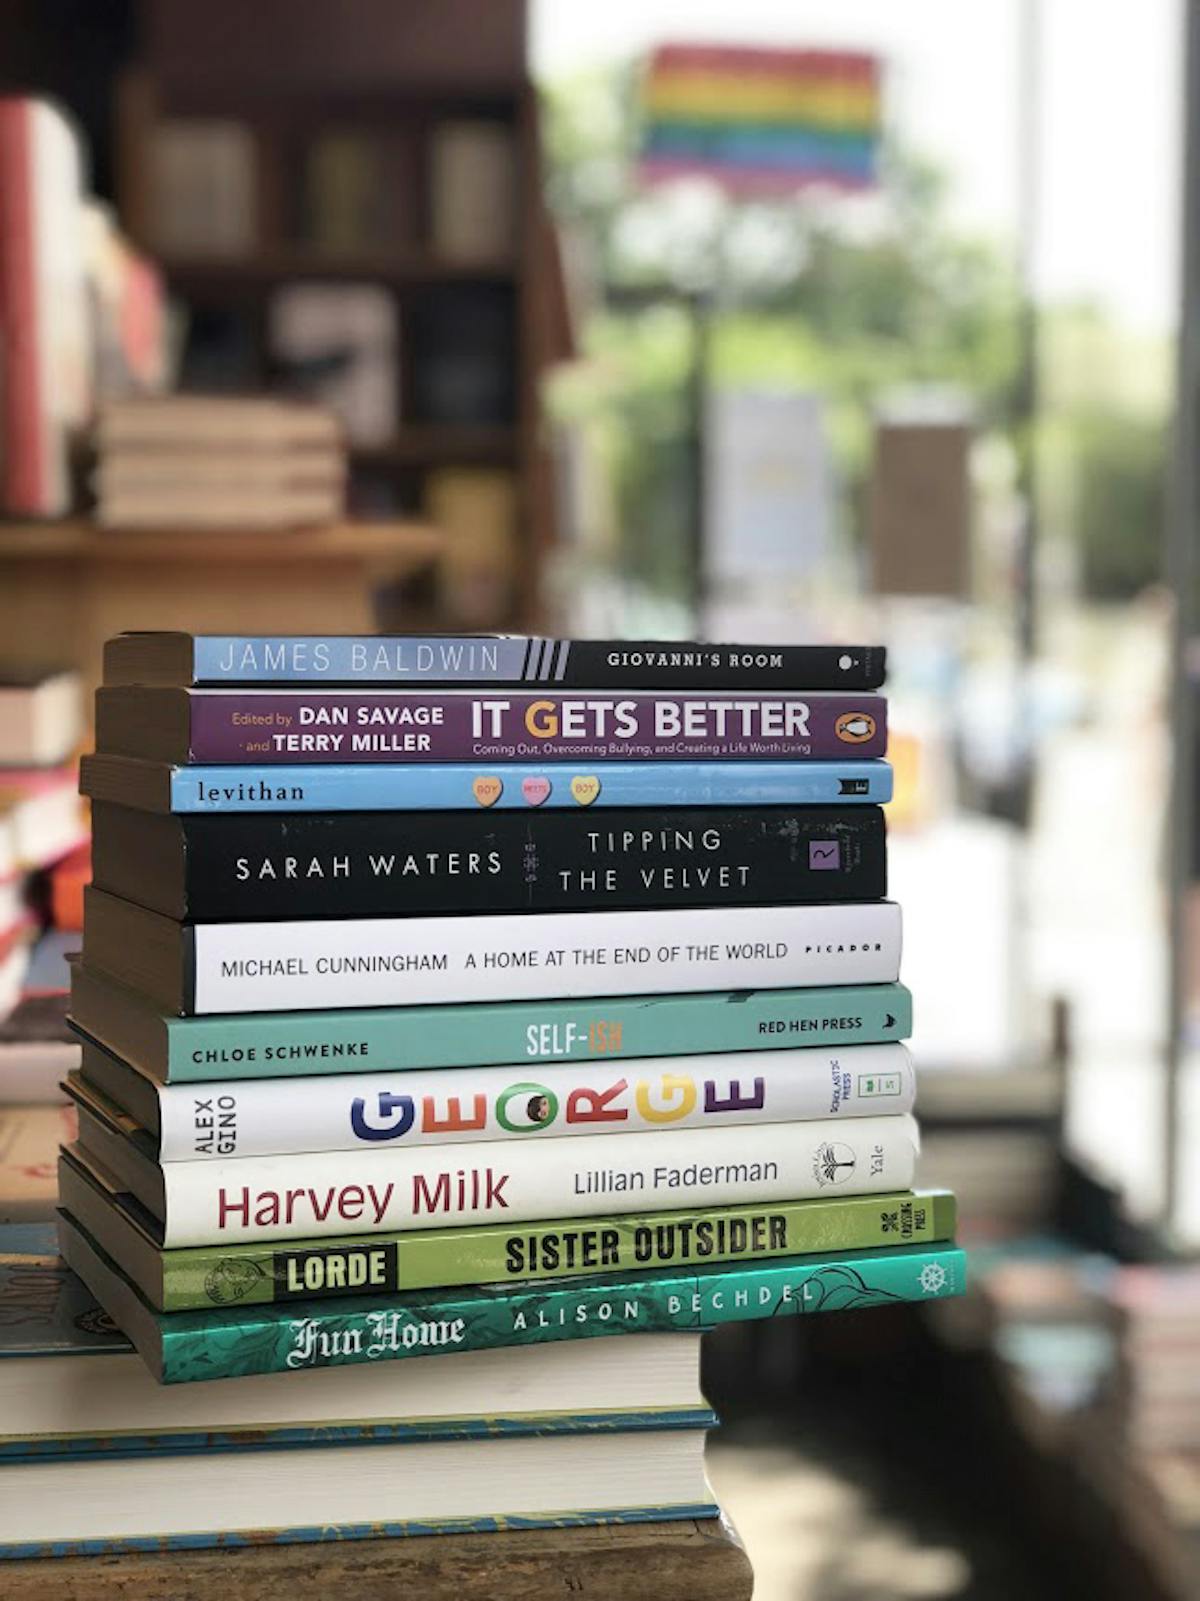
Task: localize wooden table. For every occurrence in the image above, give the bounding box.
[0,520,441,694]
[1,1515,754,1601]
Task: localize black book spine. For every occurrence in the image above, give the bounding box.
[169,806,887,921]
[538,643,887,690]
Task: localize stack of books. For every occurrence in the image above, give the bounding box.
[94,398,346,531]
[2,632,964,1559]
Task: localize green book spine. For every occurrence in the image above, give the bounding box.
[160,984,913,1081]
[162,1190,956,1311]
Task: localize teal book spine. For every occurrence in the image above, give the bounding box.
[0,1505,720,1562]
[61,1215,964,1383]
[154,984,913,1081]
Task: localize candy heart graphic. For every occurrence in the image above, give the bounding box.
[522,776,552,806]
[471,776,503,807]
[570,775,601,806]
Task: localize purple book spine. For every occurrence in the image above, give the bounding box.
[187,692,887,764]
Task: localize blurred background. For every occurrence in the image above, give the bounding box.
[0,0,1198,1595]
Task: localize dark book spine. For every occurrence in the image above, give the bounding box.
[181,690,887,763]
[149,806,887,921]
[555,642,886,689]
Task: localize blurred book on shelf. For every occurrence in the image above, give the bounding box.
[302,128,419,255]
[1114,1266,1200,1456]
[93,397,346,531]
[0,767,86,881]
[0,672,82,770]
[429,120,517,263]
[0,97,170,520]
[0,97,91,517]
[270,284,399,447]
[47,845,89,934]
[175,304,258,393]
[146,118,256,260]
[409,286,515,426]
[426,467,519,626]
[81,203,170,399]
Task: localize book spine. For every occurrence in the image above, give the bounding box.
[154,806,886,921]
[157,1114,920,1246]
[150,1243,966,1382]
[189,901,903,1014]
[150,1043,916,1160]
[162,759,894,811]
[159,1190,957,1310]
[180,690,887,763]
[189,637,887,689]
[157,983,913,1081]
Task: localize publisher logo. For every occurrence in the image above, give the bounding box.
[835,712,877,745]
[205,1257,267,1305]
[813,1140,857,1186]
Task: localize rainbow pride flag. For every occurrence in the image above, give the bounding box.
[639,43,882,196]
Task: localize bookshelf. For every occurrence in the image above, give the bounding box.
[112,0,567,630]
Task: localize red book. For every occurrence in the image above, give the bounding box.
[0,97,89,515]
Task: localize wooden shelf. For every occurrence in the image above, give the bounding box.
[0,519,440,574]
[1,1514,753,1601]
[0,519,443,692]
[162,252,517,294]
[354,426,518,467]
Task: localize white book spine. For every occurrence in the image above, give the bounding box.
[191,902,902,1014]
[154,1044,916,1161]
[159,1113,920,1246]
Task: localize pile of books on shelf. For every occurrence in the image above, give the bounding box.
[94,397,346,531]
[0,631,963,1559]
[0,668,89,1223]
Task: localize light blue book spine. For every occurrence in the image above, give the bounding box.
[168,760,893,812]
[194,637,537,682]
[2,1407,715,1464]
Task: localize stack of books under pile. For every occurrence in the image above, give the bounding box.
[0,632,964,1558]
[94,398,345,531]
